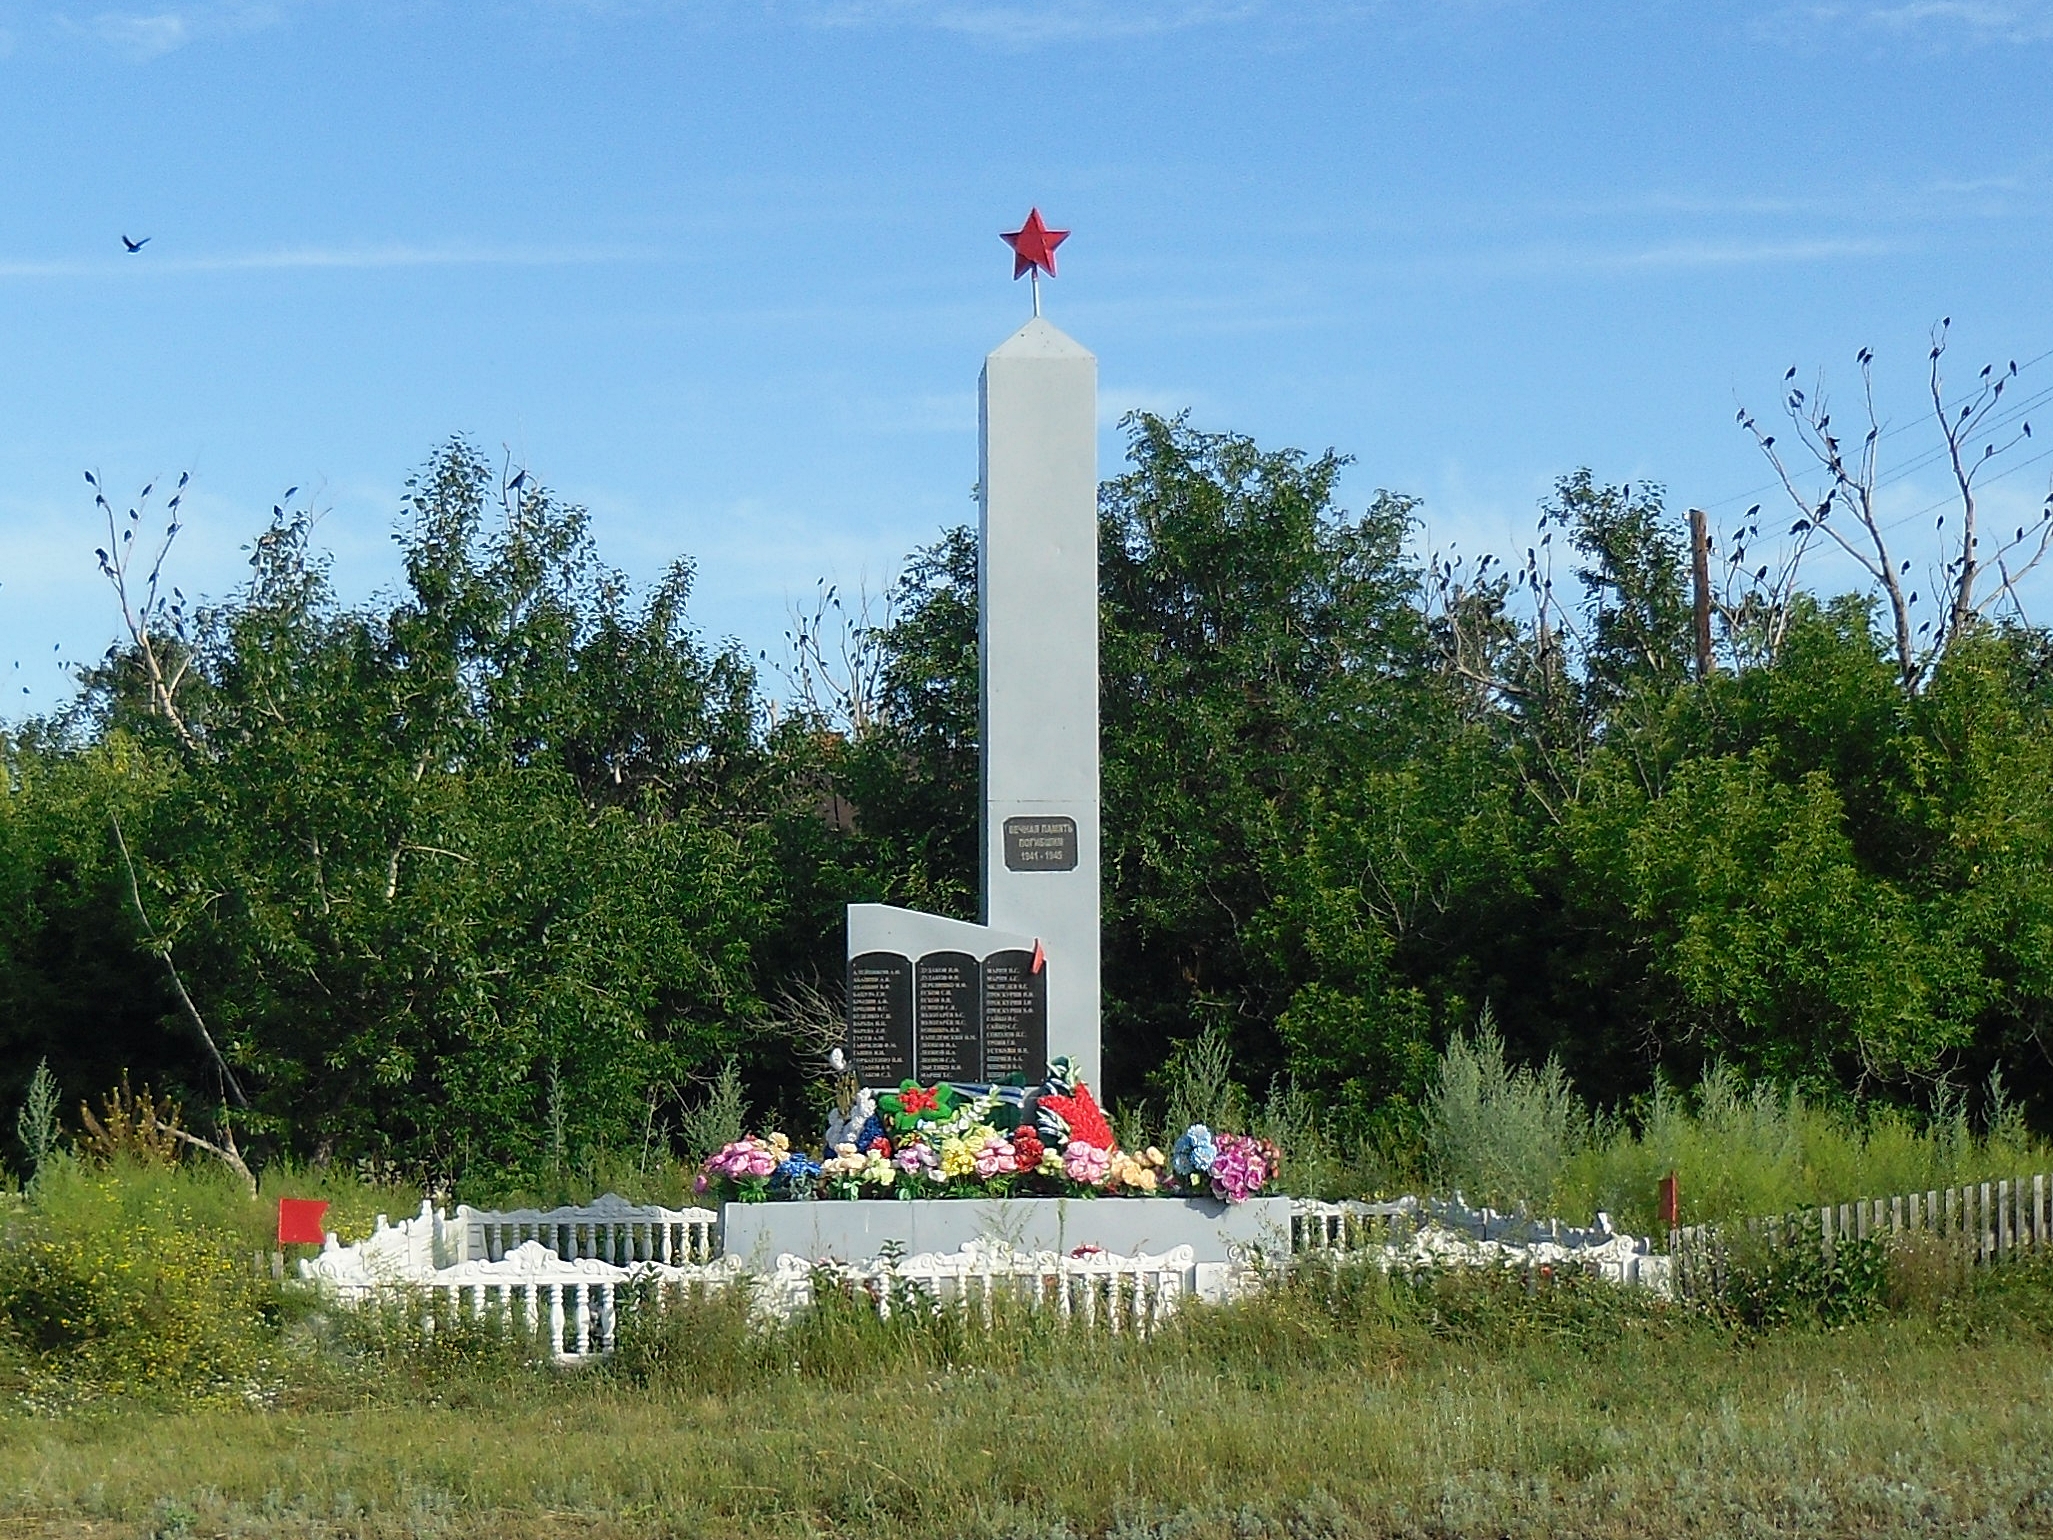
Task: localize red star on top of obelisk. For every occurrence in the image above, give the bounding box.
[1002,208,1068,316]
[1002,207,1069,279]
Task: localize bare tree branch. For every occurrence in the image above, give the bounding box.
[109,810,249,1109]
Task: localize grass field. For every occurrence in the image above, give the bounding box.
[6,1061,2052,1540]
[4,1260,2053,1540]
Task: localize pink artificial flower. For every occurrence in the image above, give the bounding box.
[1063,1142,1110,1185]
[974,1138,1018,1178]
[1207,1133,1269,1202]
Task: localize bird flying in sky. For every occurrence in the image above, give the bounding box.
[121,235,149,253]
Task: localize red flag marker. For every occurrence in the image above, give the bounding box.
[277,1197,330,1246]
[1030,938,1046,974]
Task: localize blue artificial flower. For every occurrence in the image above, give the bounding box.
[773,1154,822,1197]
[1171,1124,1217,1177]
[853,1113,887,1152]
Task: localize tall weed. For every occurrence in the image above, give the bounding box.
[1557,1064,2048,1231]
[1423,1009,1586,1211]
[1161,1023,1245,1136]
[14,1059,61,1182]
[676,1057,748,1164]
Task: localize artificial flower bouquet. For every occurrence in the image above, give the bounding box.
[695,1057,1279,1205]
[693,1132,823,1203]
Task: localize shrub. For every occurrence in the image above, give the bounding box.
[1711,1218,1889,1332]
[677,1058,749,1165]
[1423,1010,1586,1211]
[0,1164,279,1402]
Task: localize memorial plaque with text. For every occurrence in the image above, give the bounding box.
[980,948,1047,1082]
[915,950,982,1083]
[1003,815,1078,872]
[847,951,914,1087]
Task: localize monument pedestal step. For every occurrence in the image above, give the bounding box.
[718,1195,1291,1275]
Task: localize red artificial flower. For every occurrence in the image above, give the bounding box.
[1012,1125,1045,1168]
[867,1137,893,1158]
[1038,1082,1114,1152]
[899,1086,939,1116]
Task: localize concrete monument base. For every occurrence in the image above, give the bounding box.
[718,1196,1292,1274]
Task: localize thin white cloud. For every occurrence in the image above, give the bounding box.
[94,11,190,55]
[1470,235,1900,278]
[1762,0,2053,44]
[79,1,281,59]
[0,241,659,279]
[1866,0,2053,39]
[799,0,1273,44]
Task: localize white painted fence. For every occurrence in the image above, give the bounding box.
[301,1196,1212,1358]
[318,1242,746,1361]
[451,1192,719,1265]
[760,1240,1200,1333]
[297,1194,718,1278]
[1672,1170,2053,1299]
[299,1192,1669,1359]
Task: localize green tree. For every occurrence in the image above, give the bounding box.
[1097,412,1432,1093]
[17,442,786,1175]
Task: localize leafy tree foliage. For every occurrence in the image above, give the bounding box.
[6,443,784,1174]
[9,397,2053,1178]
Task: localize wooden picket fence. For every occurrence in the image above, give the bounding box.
[1672,1171,2052,1300]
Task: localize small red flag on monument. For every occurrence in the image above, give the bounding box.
[277,1197,330,1246]
[1030,938,1046,974]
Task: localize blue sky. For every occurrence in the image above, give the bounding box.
[5,0,2053,714]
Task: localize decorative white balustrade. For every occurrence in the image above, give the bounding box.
[418,1243,744,1359]
[449,1192,719,1266]
[298,1193,1670,1359]
[299,1195,1209,1357]
[759,1240,1198,1333]
[298,1194,718,1277]
[1289,1194,1670,1293]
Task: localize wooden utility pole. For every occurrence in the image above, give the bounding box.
[1688,508,1714,680]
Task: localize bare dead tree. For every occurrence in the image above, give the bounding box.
[774,577,893,736]
[109,811,249,1113]
[86,469,201,748]
[1422,529,1588,821]
[1737,322,2053,690]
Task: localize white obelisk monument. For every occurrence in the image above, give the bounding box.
[979,316,1100,1087]
[845,208,1100,1090]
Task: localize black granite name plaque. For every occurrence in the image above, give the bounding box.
[1003,815,1078,872]
[846,951,914,1087]
[914,951,982,1082]
[980,948,1047,1082]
